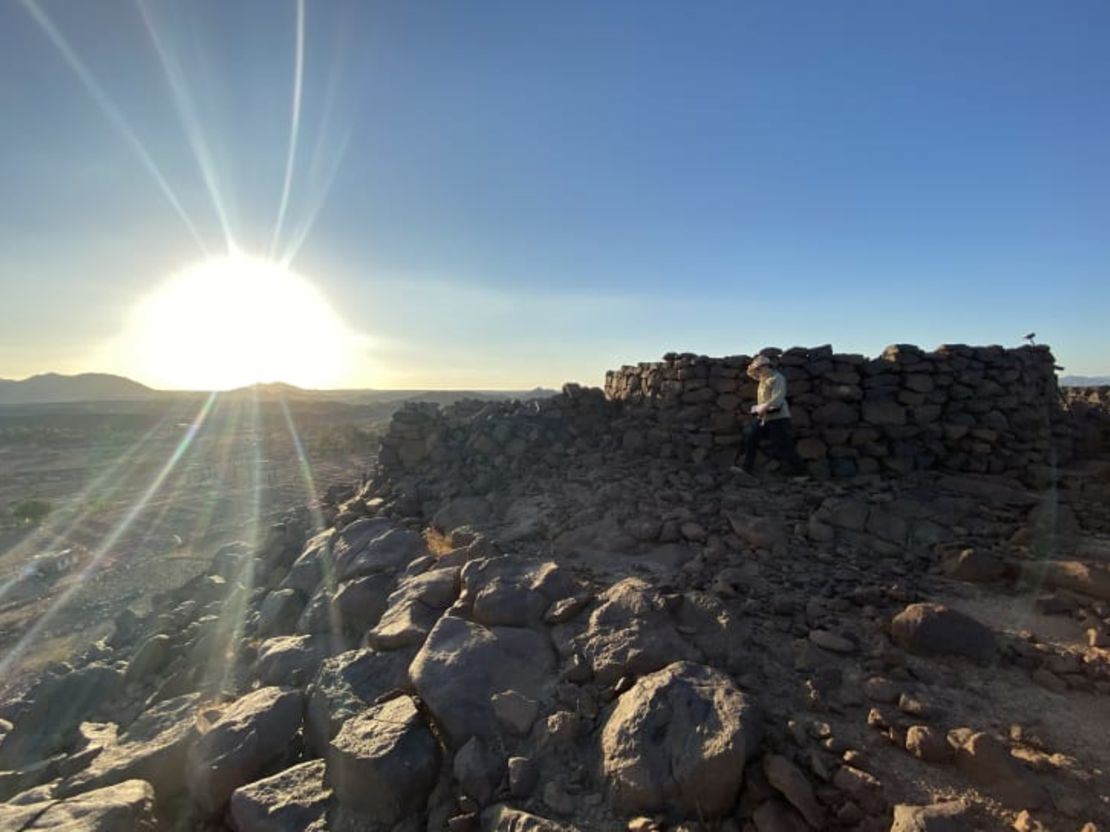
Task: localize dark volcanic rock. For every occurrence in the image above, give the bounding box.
[890,603,997,664]
[599,661,762,816]
[0,665,122,769]
[5,779,158,831]
[187,686,304,814]
[57,693,201,800]
[305,647,415,755]
[229,759,331,832]
[411,615,555,748]
[325,695,440,823]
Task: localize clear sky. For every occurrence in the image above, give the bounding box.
[1,1,1107,390]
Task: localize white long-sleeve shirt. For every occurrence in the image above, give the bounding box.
[757,370,791,421]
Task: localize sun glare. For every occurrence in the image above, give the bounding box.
[128,256,361,390]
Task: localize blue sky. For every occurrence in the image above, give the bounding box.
[1,1,1107,388]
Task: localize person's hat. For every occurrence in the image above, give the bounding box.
[749,355,772,371]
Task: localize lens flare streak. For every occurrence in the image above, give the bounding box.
[269,0,307,258]
[17,0,210,255]
[0,393,218,679]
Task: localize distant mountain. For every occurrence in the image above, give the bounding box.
[1060,375,1110,387]
[0,373,155,405]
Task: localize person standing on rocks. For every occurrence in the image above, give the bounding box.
[736,355,806,479]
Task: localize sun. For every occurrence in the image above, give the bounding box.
[127,255,362,390]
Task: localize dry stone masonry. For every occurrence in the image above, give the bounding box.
[605,343,1069,483]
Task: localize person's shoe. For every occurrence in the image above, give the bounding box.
[729,466,759,486]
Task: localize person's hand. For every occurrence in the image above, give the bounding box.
[749,405,759,414]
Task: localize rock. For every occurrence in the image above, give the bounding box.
[255,635,332,687]
[7,779,157,831]
[434,496,494,534]
[890,603,996,664]
[905,725,951,763]
[508,756,538,798]
[953,732,1047,810]
[334,520,426,580]
[863,677,900,704]
[1024,560,1110,602]
[229,759,331,832]
[599,661,762,816]
[480,804,580,832]
[462,557,580,628]
[305,647,414,755]
[333,573,393,634]
[763,754,824,827]
[257,589,305,638]
[726,514,787,554]
[542,781,576,815]
[366,566,460,650]
[454,737,501,806]
[943,548,1006,582]
[57,693,201,800]
[325,695,440,823]
[491,690,540,736]
[187,686,304,814]
[123,635,173,686]
[889,800,970,831]
[578,578,698,686]
[411,615,556,748]
[808,630,856,654]
[0,665,122,769]
[752,798,810,832]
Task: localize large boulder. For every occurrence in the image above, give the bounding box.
[187,686,303,814]
[257,590,305,638]
[0,665,122,769]
[333,519,426,580]
[333,573,393,634]
[599,662,762,816]
[578,578,699,685]
[57,693,201,800]
[8,779,157,831]
[254,635,335,687]
[281,530,336,596]
[324,695,440,824]
[460,557,581,628]
[305,647,415,755]
[365,566,460,650]
[890,604,996,664]
[411,615,556,748]
[229,759,331,832]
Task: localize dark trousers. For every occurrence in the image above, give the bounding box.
[742,418,805,474]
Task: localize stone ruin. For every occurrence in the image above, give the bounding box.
[1,343,1109,832]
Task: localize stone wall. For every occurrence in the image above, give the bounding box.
[604,343,1069,482]
[1063,386,1110,458]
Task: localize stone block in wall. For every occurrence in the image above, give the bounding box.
[813,402,857,425]
[897,390,928,406]
[821,383,862,402]
[910,405,942,424]
[796,437,828,460]
[862,401,907,426]
[717,394,742,410]
[904,374,935,393]
[682,387,715,404]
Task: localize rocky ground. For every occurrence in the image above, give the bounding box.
[0,389,1108,832]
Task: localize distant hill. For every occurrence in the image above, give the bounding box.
[0,373,155,405]
[1060,375,1110,387]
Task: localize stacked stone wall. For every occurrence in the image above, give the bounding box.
[1062,386,1110,458]
[605,343,1069,482]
